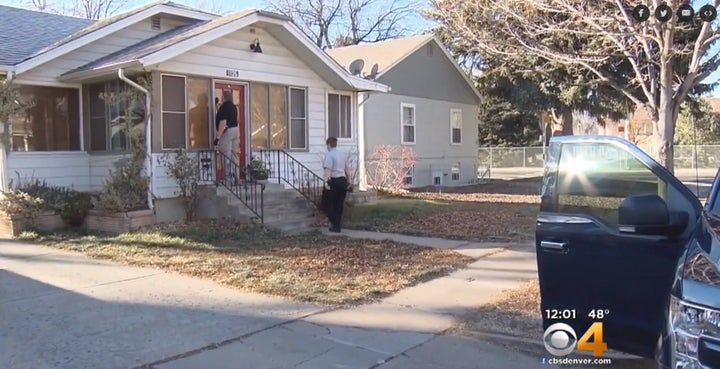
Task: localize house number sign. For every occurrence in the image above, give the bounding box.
[225,69,240,78]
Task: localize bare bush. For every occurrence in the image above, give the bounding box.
[365,145,417,194]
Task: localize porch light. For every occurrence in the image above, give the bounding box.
[250,38,262,53]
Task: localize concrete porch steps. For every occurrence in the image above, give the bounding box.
[215,183,317,234]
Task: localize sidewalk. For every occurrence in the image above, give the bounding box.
[1,232,544,369]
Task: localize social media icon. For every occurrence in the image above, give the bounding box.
[632,4,650,22]
[655,4,673,22]
[677,4,694,22]
[700,4,717,22]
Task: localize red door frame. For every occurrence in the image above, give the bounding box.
[214,82,247,180]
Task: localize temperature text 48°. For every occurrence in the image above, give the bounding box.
[588,309,610,319]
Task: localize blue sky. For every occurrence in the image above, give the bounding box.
[1,0,718,96]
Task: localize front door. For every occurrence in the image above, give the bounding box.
[536,137,702,358]
[214,82,247,175]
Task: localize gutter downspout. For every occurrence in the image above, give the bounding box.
[357,92,370,192]
[0,71,13,191]
[118,68,154,210]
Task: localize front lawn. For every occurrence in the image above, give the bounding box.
[343,179,540,242]
[20,220,473,305]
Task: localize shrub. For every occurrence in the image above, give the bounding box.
[158,149,200,222]
[0,189,44,217]
[14,179,92,226]
[93,134,150,213]
[366,145,418,195]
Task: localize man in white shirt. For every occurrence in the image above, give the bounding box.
[323,137,350,232]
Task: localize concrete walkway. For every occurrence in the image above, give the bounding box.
[0,233,544,369]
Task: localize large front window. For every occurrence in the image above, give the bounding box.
[159,75,211,150]
[87,80,145,152]
[12,85,81,152]
[249,82,306,150]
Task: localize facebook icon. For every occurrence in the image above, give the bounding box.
[632,4,650,22]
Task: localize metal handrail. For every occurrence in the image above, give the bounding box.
[199,150,265,222]
[257,149,325,208]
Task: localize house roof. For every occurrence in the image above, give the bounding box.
[59,8,388,92]
[64,10,257,75]
[0,5,94,65]
[326,34,482,101]
[326,34,433,78]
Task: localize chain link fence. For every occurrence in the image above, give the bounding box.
[479,145,720,170]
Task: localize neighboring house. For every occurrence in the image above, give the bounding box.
[0,1,387,223]
[327,35,482,188]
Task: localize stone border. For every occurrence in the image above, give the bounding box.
[0,211,64,237]
[84,209,156,234]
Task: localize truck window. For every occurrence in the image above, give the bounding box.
[555,142,662,227]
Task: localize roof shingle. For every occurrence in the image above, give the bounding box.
[0,5,94,65]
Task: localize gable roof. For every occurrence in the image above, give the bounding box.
[10,1,216,74]
[59,9,388,92]
[63,11,256,76]
[0,5,94,65]
[326,34,482,101]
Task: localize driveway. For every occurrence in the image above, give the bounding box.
[1,239,546,369]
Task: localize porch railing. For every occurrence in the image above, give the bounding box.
[257,149,325,208]
[198,150,265,222]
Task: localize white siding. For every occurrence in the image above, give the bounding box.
[7,152,91,190]
[152,26,358,198]
[89,154,125,191]
[16,17,194,84]
[6,152,125,191]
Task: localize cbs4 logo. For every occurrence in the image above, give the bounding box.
[543,322,607,357]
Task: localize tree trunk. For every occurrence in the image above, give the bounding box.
[561,106,573,135]
[653,65,679,174]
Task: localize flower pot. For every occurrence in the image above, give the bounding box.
[251,170,269,181]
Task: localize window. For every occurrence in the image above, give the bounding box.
[404,166,414,185]
[553,142,662,227]
[289,87,307,150]
[401,103,415,144]
[187,77,211,149]
[11,85,80,151]
[451,163,460,181]
[87,80,146,152]
[161,75,187,149]
[328,93,352,139]
[450,108,462,145]
[249,83,288,149]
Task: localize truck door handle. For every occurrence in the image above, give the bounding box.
[540,241,567,251]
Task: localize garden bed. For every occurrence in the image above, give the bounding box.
[0,211,64,237]
[84,209,156,234]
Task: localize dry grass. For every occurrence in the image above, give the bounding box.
[459,279,543,340]
[343,179,540,243]
[20,220,473,305]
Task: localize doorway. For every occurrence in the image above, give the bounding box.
[213,82,247,175]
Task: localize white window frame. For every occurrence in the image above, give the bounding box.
[326,91,354,140]
[400,103,416,145]
[451,162,460,181]
[160,73,188,150]
[403,166,414,186]
[288,86,308,150]
[450,108,462,145]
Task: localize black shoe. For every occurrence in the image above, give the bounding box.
[329,227,341,233]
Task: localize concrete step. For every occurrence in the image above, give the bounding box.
[261,210,314,223]
[263,218,314,234]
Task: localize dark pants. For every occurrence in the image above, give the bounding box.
[326,177,348,229]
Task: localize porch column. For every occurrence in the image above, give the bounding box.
[0,124,7,191]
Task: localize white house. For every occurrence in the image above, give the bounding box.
[327,35,482,188]
[0,1,387,223]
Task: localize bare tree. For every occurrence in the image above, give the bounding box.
[266,0,420,49]
[427,0,720,173]
[71,0,127,19]
[30,0,50,11]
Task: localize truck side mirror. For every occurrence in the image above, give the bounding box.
[618,194,671,235]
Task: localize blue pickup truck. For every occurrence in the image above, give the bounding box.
[536,136,719,369]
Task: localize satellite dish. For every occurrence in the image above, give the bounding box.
[348,58,365,76]
[365,63,379,80]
